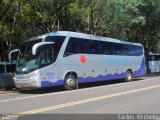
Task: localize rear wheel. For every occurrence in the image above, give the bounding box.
[125,70,133,82]
[64,74,77,90]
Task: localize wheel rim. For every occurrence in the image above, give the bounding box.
[66,78,75,86]
[127,72,132,80]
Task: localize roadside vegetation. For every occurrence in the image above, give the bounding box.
[0,0,160,54]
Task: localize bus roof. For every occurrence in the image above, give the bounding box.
[29,31,143,47]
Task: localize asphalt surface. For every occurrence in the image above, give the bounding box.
[0,76,160,116]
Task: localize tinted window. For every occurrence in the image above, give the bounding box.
[64,37,90,56]
[96,41,105,54]
[0,43,3,55]
[149,55,160,61]
[38,44,55,68]
[20,39,42,58]
[103,42,115,55]
[45,36,65,55]
[104,42,143,56]
[155,55,160,61]
[127,45,143,56]
[64,37,143,56]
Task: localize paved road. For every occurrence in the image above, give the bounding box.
[0,76,160,115]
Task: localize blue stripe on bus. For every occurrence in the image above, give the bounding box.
[41,58,146,87]
[41,80,64,87]
[105,57,130,63]
[133,58,146,77]
[78,73,126,83]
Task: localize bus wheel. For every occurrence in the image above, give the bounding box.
[125,70,133,82]
[64,74,77,90]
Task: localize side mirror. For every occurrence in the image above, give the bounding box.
[32,42,54,55]
[8,49,19,62]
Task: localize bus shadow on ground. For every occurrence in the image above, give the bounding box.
[145,72,160,77]
[19,78,144,94]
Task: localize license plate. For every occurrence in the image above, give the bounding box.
[17,75,25,79]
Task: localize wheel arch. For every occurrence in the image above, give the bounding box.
[63,70,78,80]
[126,69,132,73]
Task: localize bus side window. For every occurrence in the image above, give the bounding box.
[103,42,112,55]
[151,56,155,61]
[40,45,54,66]
[64,38,79,56]
[0,54,2,62]
[97,41,104,54]
[80,44,86,53]
[89,41,98,54]
[71,43,78,54]
[156,55,160,61]
[79,40,90,54]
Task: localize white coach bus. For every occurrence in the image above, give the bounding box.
[147,54,160,73]
[14,31,146,90]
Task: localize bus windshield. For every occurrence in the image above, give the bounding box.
[16,36,65,74]
[16,39,42,73]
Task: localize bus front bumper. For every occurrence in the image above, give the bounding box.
[14,76,40,90]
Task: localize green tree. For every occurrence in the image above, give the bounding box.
[0,0,160,54]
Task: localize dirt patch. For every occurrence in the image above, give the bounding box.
[0,89,17,94]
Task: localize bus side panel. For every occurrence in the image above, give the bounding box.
[77,55,144,83]
[39,64,64,87]
[40,55,145,87]
[40,55,83,87]
[61,54,144,84]
[132,57,146,77]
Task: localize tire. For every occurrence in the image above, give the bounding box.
[125,70,133,82]
[64,74,77,90]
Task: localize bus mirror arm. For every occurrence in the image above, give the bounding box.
[32,42,55,55]
[8,49,19,62]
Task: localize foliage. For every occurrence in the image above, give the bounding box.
[0,0,160,54]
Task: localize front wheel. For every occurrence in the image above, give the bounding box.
[125,70,133,82]
[64,74,77,90]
